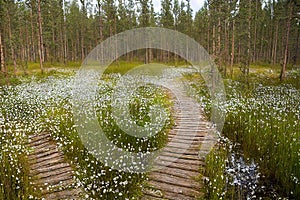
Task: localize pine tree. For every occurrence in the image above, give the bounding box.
[37,0,44,72]
[160,0,174,29]
[173,0,180,30]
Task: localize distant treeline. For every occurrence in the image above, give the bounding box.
[0,0,299,79]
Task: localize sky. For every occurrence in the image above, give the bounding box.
[152,0,205,16]
[77,0,206,17]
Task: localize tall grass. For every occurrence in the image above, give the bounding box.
[187,68,300,198]
[1,68,173,199]
[222,84,300,197]
[0,89,38,199]
[40,74,173,198]
[198,144,229,200]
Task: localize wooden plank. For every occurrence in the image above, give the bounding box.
[166,142,200,150]
[29,152,63,164]
[44,188,82,199]
[28,148,58,160]
[167,141,200,148]
[30,141,53,150]
[29,136,51,147]
[41,179,75,193]
[28,132,50,140]
[155,155,203,166]
[35,172,73,185]
[154,161,200,172]
[163,191,202,200]
[31,155,65,170]
[151,167,199,180]
[30,162,70,176]
[163,147,198,155]
[149,172,200,189]
[35,166,73,179]
[148,180,200,198]
[160,152,199,161]
[29,145,57,156]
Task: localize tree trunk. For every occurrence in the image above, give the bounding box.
[253,0,258,63]
[7,10,17,76]
[80,0,86,61]
[0,31,5,74]
[238,40,241,64]
[280,1,293,81]
[114,15,119,65]
[24,22,30,75]
[207,8,210,54]
[212,24,216,57]
[224,19,228,76]
[59,19,64,63]
[30,7,36,62]
[246,0,252,75]
[145,48,149,64]
[37,0,44,72]
[63,17,67,64]
[272,21,279,65]
[19,22,27,75]
[61,0,68,64]
[259,26,264,62]
[81,32,85,61]
[292,22,299,66]
[217,7,221,59]
[97,0,103,42]
[52,26,55,63]
[230,20,235,78]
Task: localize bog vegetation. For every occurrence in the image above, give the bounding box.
[187,67,300,199]
[0,69,173,199]
[0,0,299,199]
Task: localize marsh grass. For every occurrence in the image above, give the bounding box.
[187,67,300,198]
[44,105,147,199]
[41,74,173,199]
[0,116,38,199]
[1,62,77,86]
[1,66,173,199]
[198,145,229,200]
[103,61,144,74]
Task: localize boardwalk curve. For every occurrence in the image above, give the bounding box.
[142,79,216,200]
[26,74,216,200]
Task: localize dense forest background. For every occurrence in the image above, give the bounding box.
[0,0,299,79]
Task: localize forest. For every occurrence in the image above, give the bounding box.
[0,0,299,78]
[0,0,299,200]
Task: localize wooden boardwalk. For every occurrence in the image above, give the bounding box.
[142,80,216,200]
[28,132,83,199]
[26,78,216,200]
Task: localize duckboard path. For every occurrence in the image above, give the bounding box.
[28,132,83,199]
[142,79,217,200]
[26,76,216,200]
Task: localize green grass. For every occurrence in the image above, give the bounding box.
[1,61,79,86]
[103,61,144,74]
[1,64,174,199]
[0,100,39,199]
[6,61,80,74]
[2,60,183,86]
[3,61,297,198]
[187,67,300,199]
[41,75,173,198]
[198,145,229,200]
